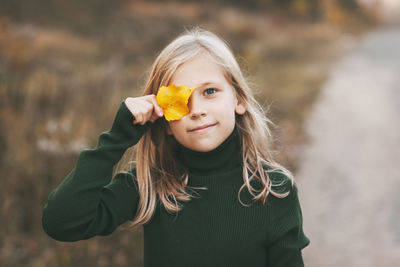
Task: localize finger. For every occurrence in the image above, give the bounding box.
[125,98,146,120]
[147,95,164,117]
[138,101,156,123]
[149,106,163,122]
[133,112,143,124]
[132,101,150,123]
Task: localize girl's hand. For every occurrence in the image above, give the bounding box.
[124,95,164,125]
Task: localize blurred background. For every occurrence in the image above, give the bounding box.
[0,0,398,266]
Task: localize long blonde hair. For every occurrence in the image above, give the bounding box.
[118,28,294,228]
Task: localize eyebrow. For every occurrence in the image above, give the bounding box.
[194,82,218,89]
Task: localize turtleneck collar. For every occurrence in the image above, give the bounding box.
[171,126,242,175]
[173,126,242,176]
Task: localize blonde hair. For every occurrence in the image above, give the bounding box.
[118,28,294,228]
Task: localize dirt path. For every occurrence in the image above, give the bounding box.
[296,26,400,267]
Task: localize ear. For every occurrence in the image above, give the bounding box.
[235,100,246,115]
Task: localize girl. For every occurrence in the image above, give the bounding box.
[42,28,309,266]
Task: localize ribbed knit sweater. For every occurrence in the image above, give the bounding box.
[42,101,309,267]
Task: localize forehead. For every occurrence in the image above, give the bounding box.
[170,54,228,87]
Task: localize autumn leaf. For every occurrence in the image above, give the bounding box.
[156,84,195,121]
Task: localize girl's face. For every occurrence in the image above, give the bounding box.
[167,53,246,152]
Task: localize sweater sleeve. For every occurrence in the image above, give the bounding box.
[265,174,310,267]
[42,101,152,242]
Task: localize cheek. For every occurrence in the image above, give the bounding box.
[226,106,239,126]
[167,122,175,135]
[221,101,238,120]
[167,121,183,137]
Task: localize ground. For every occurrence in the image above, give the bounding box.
[296,26,400,266]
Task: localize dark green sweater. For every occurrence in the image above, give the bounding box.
[42,101,309,267]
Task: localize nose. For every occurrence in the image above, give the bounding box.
[187,94,207,119]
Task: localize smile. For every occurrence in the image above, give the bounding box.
[187,123,218,133]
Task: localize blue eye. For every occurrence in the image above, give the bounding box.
[204,88,216,95]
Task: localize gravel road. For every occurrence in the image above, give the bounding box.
[296,27,400,267]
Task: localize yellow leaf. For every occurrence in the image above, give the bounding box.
[156,84,195,121]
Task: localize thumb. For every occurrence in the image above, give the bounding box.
[154,105,164,117]
[150,96,164,117]
[149,96,164,122]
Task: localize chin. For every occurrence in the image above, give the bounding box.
[191,143,220,152]
[193,147,214,152]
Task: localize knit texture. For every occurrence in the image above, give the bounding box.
[42,101,310,267]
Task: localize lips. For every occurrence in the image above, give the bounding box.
[188,123,218,132]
